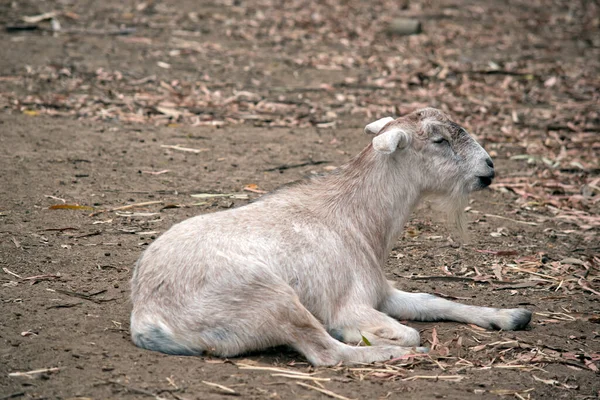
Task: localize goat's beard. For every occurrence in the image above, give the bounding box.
[426,189,469,242]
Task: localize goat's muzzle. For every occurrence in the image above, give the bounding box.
[476,170,495,189]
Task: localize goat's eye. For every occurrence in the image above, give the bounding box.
[432,137,449,145]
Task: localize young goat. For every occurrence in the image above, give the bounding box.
[130,108,532,366]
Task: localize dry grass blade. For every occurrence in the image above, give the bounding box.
[532,375,560,386]
[271,373,331,382]
[402,375,464,382]
[505,266,559,280]
[90,200,164,216]
[428,355,447,371]
[348,367,399,373]
[236,363,313,376]
[201,380,238,395]
[484,213,538,226]
[470,340,520,352]
[489,388,534,396]
[161,144,209,153]
[3,267,23,279]
[296,382,355,400]
[107,200,165,212]
[141,169,170,175]
[489,364,539,370]
[22,11,58,23]
[535,312,576,321]
[190,193,249,199]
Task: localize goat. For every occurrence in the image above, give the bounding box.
[130,108,532,366]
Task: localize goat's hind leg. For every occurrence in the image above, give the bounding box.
[380,288,532,330]
[134,281,422,366]
[285,297,428,366]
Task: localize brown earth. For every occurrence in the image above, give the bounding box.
[0,0,599,399]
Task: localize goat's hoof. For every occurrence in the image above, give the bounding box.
[509,309,533,330]
[491,308,532,331]
[402,328,421,347]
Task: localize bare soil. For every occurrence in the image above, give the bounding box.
[0,1,598,399]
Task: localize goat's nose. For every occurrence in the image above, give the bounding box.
[485,158,494,169]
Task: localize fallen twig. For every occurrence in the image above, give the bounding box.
[107,380,167,400]
[0,392,25,400]
[5,25,39,32]
[22,273,61,283]
[49,204,94,211]
[201,380,238,395]
[263,160,329,172]
[72,231,102,239]
[2,268,61,284]
[46,302,82,309]
[578,278,600,296]
[57,27,137,36]
[43,227,78,232]
[405,275,521,285]
[8,367,60,379]
[55,289,107,304]
[469,69,537,77]
[491,282,546,290]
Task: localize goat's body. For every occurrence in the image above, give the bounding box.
[132,151,410,363]
[131,109,532,365]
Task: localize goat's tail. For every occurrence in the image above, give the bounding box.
[130,312,200,356]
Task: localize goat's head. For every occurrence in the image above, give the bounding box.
[365,107,495,235]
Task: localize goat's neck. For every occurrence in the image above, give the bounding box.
[315,147,421,263]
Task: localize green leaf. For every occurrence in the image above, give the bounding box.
[360,333,371,346]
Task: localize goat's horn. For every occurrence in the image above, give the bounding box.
[364,117,395,135]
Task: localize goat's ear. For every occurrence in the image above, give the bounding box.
[364,117,395,135]
[372,127,411,154]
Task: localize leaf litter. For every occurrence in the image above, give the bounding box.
[1,0,599,398]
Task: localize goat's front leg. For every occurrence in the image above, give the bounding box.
[330,306,427,349]
[379,288,532,331]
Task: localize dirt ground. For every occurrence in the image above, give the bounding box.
[1,0,599,399]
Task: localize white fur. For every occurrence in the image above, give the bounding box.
[130,108,531,366]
